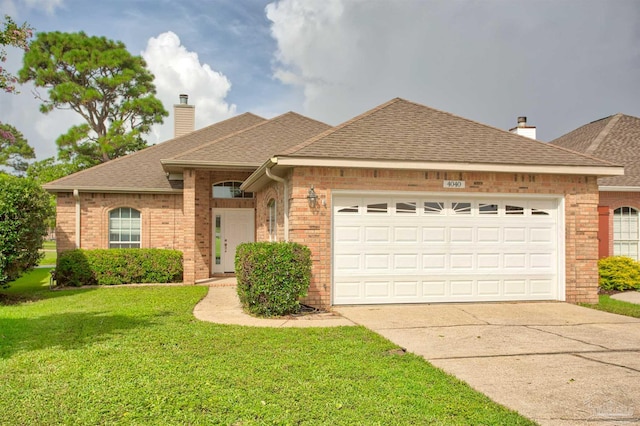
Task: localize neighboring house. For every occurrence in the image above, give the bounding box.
[45,97,623,308]
[551,114,640,260]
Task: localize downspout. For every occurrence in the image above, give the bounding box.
[265,166,289,241]
[73,189,81,248]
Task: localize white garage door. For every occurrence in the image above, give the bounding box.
[333,193,563,305]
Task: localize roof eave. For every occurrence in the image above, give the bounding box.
[599,185,640,192]
[43,185,184,194]
[160,159,259,173]
[273,157,625,176]
[241,158,280,192]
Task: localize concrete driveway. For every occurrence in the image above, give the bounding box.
[334,302,640,425]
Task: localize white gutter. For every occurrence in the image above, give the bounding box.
[73,189,81,248]
[273,157,624,177]
[599,186,640,192]
[265,162,289,241]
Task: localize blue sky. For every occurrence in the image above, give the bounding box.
[2,0,640,161]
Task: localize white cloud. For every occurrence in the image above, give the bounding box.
[265,0,640,140]
[142,31,236,143]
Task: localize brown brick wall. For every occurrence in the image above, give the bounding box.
[262,167,600,308]
[255,177,288,242]
[55,191,184,254]
[599,191,640,257]
[54,169,256,284]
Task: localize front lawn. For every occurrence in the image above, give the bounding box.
[581,294,640,318]
[0,269,534,425]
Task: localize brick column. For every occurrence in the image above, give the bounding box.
[183,170,196,284]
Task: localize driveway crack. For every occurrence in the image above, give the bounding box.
[527,325,610,351]
[571,353,640,374]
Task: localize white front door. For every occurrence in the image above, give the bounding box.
[212,209,255,274]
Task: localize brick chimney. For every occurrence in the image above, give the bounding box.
[509,116,536,140]
[174,94,195,138]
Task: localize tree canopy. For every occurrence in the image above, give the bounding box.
[19,31,168,167]
[0,123,35,174]
[0,15,32,94]
[27,156,82,185]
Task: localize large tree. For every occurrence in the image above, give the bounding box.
[0,15,35,174]
[19,31,168,167]
[0,123,35,174]
[0,174,53,288]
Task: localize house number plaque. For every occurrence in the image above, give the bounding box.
[443,180,465,189]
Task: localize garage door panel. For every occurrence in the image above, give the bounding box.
[334,226,360,242]
[364,254,390,270]
[364,281,390,298]
[423,254,446,270]
[450,254,474,269]
[423,227,446,242]
[394,254,419,270]
[333,194,560,305]
[394,281,419,297]
[478,280,500,295]
[504,227,527,242]
[450,227,474,242]
[394,227,419,242]
[364,227,390,242]
[477,227,500,242]
[504,280,527,295]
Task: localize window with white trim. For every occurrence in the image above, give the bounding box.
[614,207,639,259]
[267,199,277,241]
[109,207,141,248]
[212,181,254,199]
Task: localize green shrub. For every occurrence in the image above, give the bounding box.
[598,256,640,291]
[235,242,312,317]
[0,174,54,288]
[56,248,182,286]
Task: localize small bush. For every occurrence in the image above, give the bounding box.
[598,256,640,291]
[56,248,183,286]
[235,242,311,317]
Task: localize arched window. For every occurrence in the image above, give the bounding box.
[212,181,254,199]
[109,207,141,248]
[614,207,639,259]
[267,199,277,241]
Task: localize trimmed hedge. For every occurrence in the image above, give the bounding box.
[56,248,183,286]
[235,242,312,317]
[599,256,640,291]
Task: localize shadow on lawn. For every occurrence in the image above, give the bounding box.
[0,311,150,359]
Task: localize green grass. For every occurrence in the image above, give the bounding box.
[581,294,640,318]
[38,240,57,266]
[0,270,535,425]
[42,240,56,250]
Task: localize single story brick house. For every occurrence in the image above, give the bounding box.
[551,114,640,260]
[45,97,623,307]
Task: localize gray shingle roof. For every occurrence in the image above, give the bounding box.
[551,113,640,187]
[164,112,331,168]
[281,98,614,168]
[44,113,266,192]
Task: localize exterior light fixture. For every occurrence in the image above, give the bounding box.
[307,185,318,208]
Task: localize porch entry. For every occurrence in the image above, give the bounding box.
[212,209,255,274]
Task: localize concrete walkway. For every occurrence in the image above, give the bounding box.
[193,280,355,327]
[612,290,640,304]
[195,283,640,424]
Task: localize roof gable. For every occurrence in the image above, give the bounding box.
[551,113,640,187]
[281,98,613,168]
[162,112,331,169]
[44,112,266,192]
